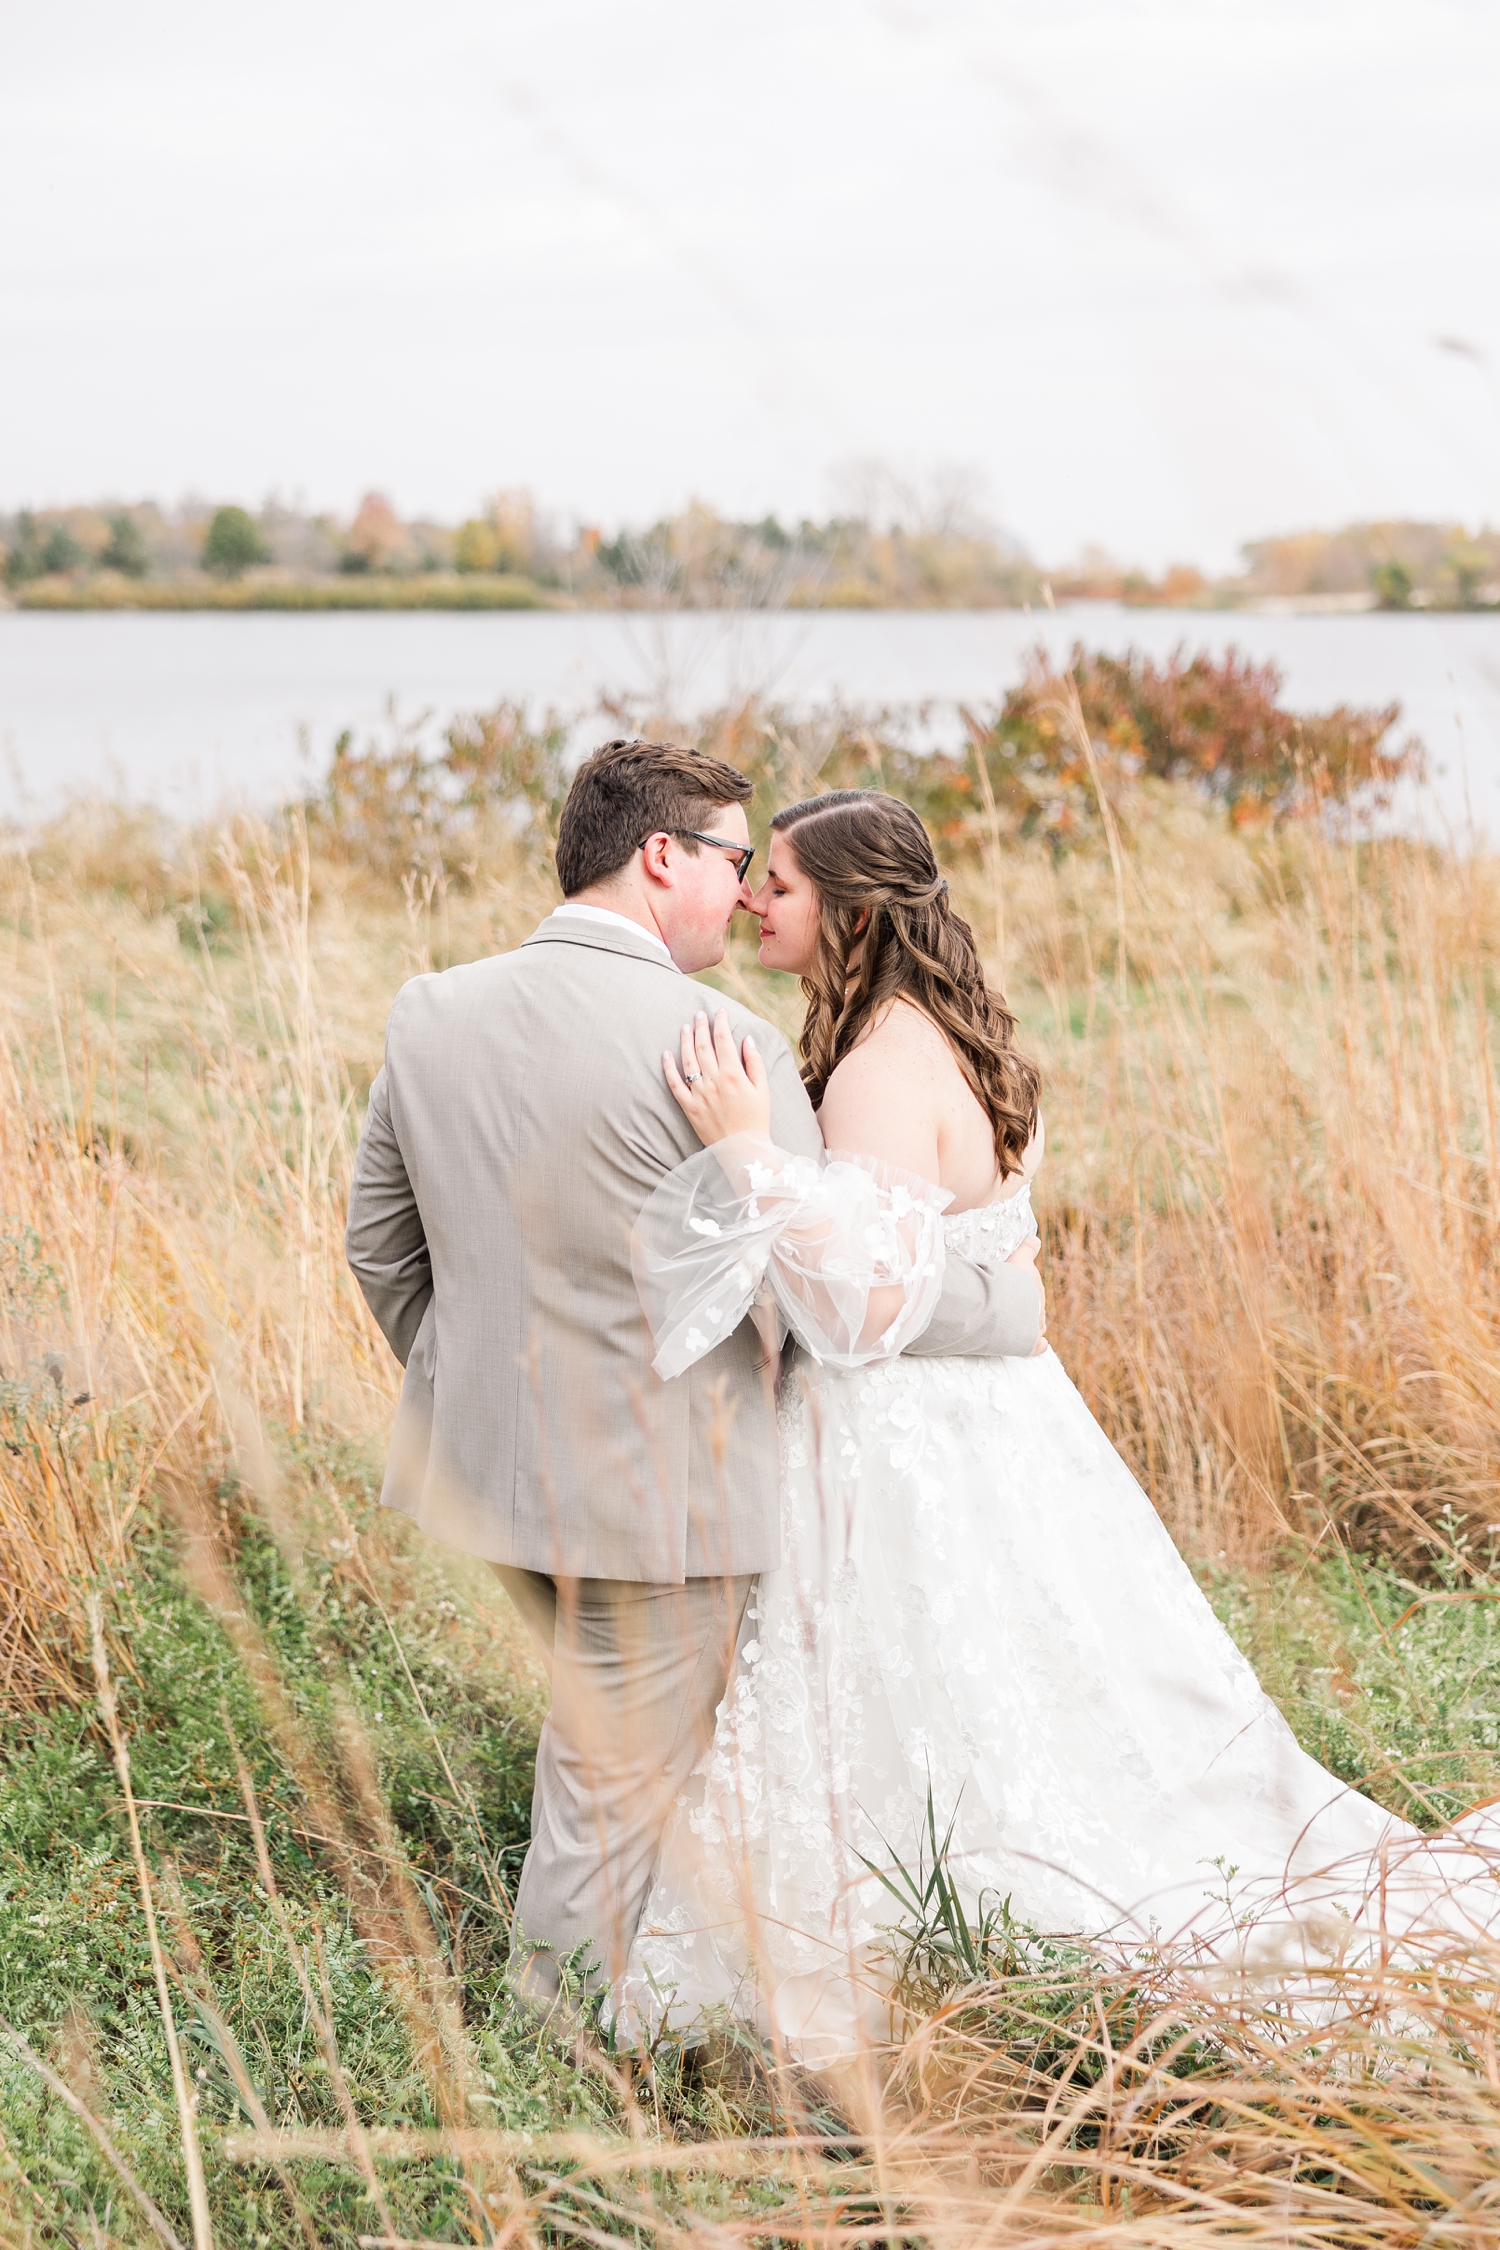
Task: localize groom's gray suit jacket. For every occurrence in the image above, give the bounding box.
[345,912,1041,1584]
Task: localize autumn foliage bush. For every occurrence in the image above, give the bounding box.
[297,646,1418,898]
[965,642,1420,845]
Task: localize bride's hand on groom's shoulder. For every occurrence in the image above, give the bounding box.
[1007,1234,1049,1354]
[663,1007,773,1147]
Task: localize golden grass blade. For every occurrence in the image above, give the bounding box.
[85,1594,214,2249]
[0,2017,190,2250]
[229,1729,399,2242]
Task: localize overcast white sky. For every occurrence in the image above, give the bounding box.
[4,0,1498,570]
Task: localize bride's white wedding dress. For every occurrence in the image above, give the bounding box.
[613,1140,1498,2058]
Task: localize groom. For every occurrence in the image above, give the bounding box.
[345,737,1044,2006]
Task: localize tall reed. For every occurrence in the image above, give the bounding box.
[1002,802,1500,1566]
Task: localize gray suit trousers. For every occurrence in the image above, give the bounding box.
[492,1566,754,1995]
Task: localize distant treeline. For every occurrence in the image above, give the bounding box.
[2,488,1497,612]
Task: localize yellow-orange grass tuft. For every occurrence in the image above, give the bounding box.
[997,804,1500,1567]
[213,1946,1500,2244]
[0,816,394,1702]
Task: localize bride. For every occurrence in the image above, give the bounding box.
[612,788,1497,2059]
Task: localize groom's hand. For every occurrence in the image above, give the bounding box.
[663,1008,774,1146]
[1007,1234,1049,1354]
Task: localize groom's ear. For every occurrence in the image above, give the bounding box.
[639,831,676,886]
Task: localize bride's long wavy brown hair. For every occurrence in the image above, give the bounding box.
[771,789,1040,1176]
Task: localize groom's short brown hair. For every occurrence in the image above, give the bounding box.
[555,738,754,897]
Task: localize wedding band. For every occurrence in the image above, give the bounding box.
[682,1070,701,1084]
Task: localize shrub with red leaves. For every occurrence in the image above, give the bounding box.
[970,643,1421,844]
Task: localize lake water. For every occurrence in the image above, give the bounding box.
[3,604,1499,838]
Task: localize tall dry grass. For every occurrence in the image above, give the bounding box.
[1007,802,1500,1568]
[3,743,1499,1688]
[2,719,1500,2241]
[0,815,395,1702]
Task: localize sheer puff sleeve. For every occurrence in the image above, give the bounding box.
[632,1132,952,1380]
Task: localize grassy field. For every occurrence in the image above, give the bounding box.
[2,702,1500,2244]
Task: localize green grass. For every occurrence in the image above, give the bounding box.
[0,1449,586,2242]
[1,1438,1497,2240]
[0,1443,845,2243]
[1202,1531,1500,1827]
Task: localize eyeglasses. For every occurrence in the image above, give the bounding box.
[659,828,756,883]
[678,829,755,882]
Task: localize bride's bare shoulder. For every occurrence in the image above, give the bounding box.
[820,1001,959,1129]
[829,998,953,1087]
[818,1001,952,1166]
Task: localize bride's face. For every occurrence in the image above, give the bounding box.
[749,832,820,974]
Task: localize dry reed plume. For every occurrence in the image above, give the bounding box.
[1,696,1499,2241]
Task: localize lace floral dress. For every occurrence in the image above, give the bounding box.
[613,1144,1498,2059]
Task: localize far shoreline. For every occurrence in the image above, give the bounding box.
[4,581,1495,620]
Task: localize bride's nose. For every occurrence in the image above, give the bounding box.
[745,878,772,919]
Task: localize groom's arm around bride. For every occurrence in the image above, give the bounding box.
[345,737,1042,2012]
